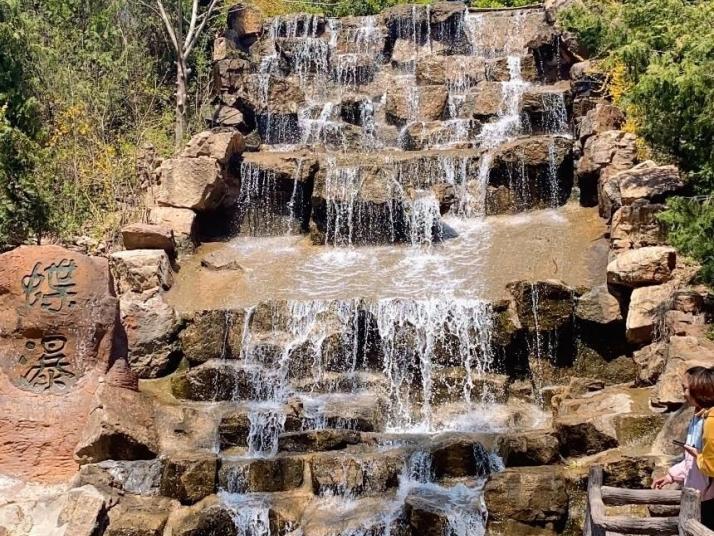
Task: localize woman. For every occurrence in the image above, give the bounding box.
[671,366,714,528]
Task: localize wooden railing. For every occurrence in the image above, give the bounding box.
[585,465,714,536]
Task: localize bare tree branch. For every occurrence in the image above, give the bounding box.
[184,0,200,51]
[184,0,220,59]
[156,0,180,54]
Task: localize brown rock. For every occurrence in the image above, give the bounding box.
[148,207,196,251]
[74,384,158,465]
[575,285,622,325]
[77,459,164,496]
[57,485,107,536]
[178,310,245,366]
[105,495,176,536]
[484,466,568,527]
[155,156,223,211]
[626,283,675,344]
[110,250,174,296]
[219,457,304,493]
[119,294,182,378]
[229,4,264,38]
[497,431,560,467]
[607,246,676,288]
[619,163,684,205]
[310,450,402,496]
[164,496,237,536]
[431,439,491,478]
[652,336,714,409]
[181,130,245,165]
[0,245,119,482]
[577,103,625,142]
[201,249,244,272]
[160,455,218,505]
[507,279,575,332]
[611,201,667,252]
[279,430,361,453]
[633,341,667,386]
[385,84,448,125]
[463,81,503,120]
[121,223,175,252]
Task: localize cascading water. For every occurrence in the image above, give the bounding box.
[207,5,576,534]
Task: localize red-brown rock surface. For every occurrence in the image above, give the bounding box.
[0,245,120,482]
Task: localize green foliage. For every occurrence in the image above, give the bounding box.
[0,0,47,247]
[561,0,714,284]
[659,196,714,283]
[0,0,219,248]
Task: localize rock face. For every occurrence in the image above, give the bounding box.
[0,245,121,482]
[484,467,568,529]
[652,336,714,409]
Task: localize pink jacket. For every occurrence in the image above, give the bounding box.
[669,414,714,501]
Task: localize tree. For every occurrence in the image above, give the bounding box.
[153,0,222,147]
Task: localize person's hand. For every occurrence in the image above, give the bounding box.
[684,445,700,458]
[652,474,674,489]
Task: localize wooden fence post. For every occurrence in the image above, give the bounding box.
[587,465,606,536]
[680,487,702,536]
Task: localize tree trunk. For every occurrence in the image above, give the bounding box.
[175,59,188,148]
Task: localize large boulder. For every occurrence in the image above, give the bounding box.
[496,431,560,467]
[462,81,504,120]
[484,466,568,528]
[607,246,676,288]
[507,280,575,332]
[577,103,625,142]
[626,283,675,344]
[575,285,622,325]
[163,495,237,536]
[56,485,107,536]
[155,156,223,211]
[181,130,245,165]
[74,384,159,465]
[160,455,218,505]
[121,223,175,252]
[611,201,667,253]
[385,84,448,125]
[651,336,714,409]
[105,495,177,536]
[0,245,121,482]
[148,207,196,252]
[110,250,173,296]
[228,4,264,39]
[219,457,304,493]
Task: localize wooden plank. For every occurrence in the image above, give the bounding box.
[599,515,679,534]
[680,488,702,536]
[601,486,682,506]
[588,465,607,536]
[685,519,714,536]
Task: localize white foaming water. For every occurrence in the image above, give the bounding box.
[407,190,441,246]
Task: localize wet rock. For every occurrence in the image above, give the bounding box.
[652,335,714,409]
[310,450,403,496]
[497,431,560,467]
[57,485,107,536]
[507,279,575,332]
[279,430,362,452]
[120,294,182,378]
[201,248,244,271]
[626,283,675,344]
[209,105,247,129]
[160,455,218,505]
[241,149,319,183]
[385,84,449,125]
[431,439,492,478]
[171,360,257,401]
[611,201,667,252]
[633,341,667,386]
[74,385,159,465]
[487,519,557,535]
[575,285,622,325]
[217,411,251,449]
[105,495,176,536]
[383,4,429,37]
[488,136,574,211]
[178,310,245,365]
[148,207,196,252]
[77,459,164,496]
[164,496,237,536]
[520,81,572,132]
[462,81,503,120]
[485,55,538,82]
[219,457,304,493]
[0,245,121,481]
[156,156,224,211]
[402,120,481,150]
[181,130,245,165]
[416,55,485,86]
[404,493,453,536]
[607,246,676,288]
[110,250,173,296]
[484,466,568,528]
[121,223,175,252]
[577,103,624,142]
